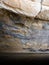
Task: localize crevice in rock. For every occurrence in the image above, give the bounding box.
[40,0,43,12]
[35,0,43,19]
[34,17,49,22]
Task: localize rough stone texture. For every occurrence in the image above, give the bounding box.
[0,0,49,21]
[36,5,49,21]
[36,0,49,21]
[0,0,49,53]
[0,0,41,17]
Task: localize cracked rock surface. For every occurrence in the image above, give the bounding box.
[0,0,49,53]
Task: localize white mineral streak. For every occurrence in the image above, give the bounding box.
[0,0,41,17]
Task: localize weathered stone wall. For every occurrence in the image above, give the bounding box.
[0,0,49,53]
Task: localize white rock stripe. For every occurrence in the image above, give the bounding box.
[0,0,41,17]
[0,0,49,21]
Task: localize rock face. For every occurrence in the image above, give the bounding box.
[0,0,49,20]
[0,0,49,53]
[0,0,41,17]
[42,0,49,6]
[36,0,49,20]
